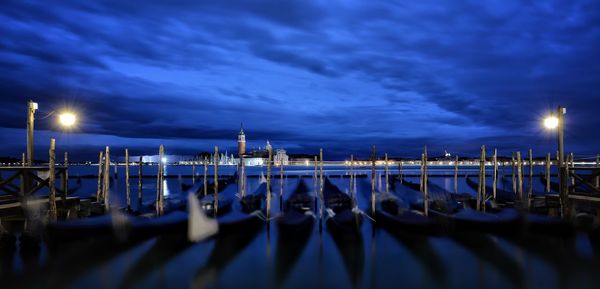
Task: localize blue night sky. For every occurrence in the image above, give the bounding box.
[1,0,599,160]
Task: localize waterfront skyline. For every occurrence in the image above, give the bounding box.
[1,1,599,160]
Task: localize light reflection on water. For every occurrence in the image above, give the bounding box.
[2,165,600,289]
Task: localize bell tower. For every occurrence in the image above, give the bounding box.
[237,123,246,156]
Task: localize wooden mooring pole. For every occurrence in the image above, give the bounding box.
[570,153,575,187]
[214,146,219,215]
[240,156,246,198]
[125,149,131,211]
[48,138,57,221]
[350,154,354,198]
[384,153,389,194]
[103,146,110,210]
[595,154,600,188]
[319,149,324,222]
[528,149,533,210]
[97,151,103,201]
[203,156,208,196]
[62,152,68,206]
[266,147,272,220]
[454,155,458,194]
[192,159,196,185]
[423,146,428,216]
[399,159,403,184]
[512,153,516,195]
[138,156,143,205]
[477,145,485,211]
[546,153,551,193]
[371,145,376,215]
[279,158,284,211]
[516,151,523,201]
[314,156,318,212]
[493,148,498,201]
[156,145,165,216]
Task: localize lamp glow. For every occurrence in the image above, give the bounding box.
[58,112,77,127]
[544,116,559,129]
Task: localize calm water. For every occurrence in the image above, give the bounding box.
[2,165,600,289]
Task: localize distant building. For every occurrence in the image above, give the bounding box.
[274,149,289,166]
[235,127,286,166]
[237,124,246,157]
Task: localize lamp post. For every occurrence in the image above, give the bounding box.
[26,100,78,166]
[27,100,38,166]
[544,106,566,216]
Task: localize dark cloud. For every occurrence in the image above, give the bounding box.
[0,0,599,160]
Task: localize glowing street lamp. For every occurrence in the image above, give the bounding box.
[543,116,559,130]
[58,112,77,127]
[544,106,567,216]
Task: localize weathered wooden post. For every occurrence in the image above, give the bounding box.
[203,156,208,196]
[114,158,118,179]
[546,153,551,193]
[512,153,517,195]
[399,159,403,184]
[97,151,103,201]
[214,146,219,215]
[156,145,165,216]
[350,154,354,198]
[371,145,376,215]
[138,156,143,205]
[192,159,196,185]
[319,149,324,222]
[570,153,575,187]
[240,156,246,198]
[62,152,68,205]
[48,138,57,221]
[493,148,498,201]
[477,145,486,211]
[279,157,284,211]
[125,149,131,211]
[517,151,523,201]
[266,147,272,220]
[595,154,600,188]
[419,153,424,193]
[528,149,533,209]
[423,146,429,216]
[454,155,458,194]
[103,146,110,210]
[314,156,318,211]
[385,153,389,194]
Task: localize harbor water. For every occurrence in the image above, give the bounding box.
[2,165,600,289]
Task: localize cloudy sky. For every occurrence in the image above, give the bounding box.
[1,0,599,160]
